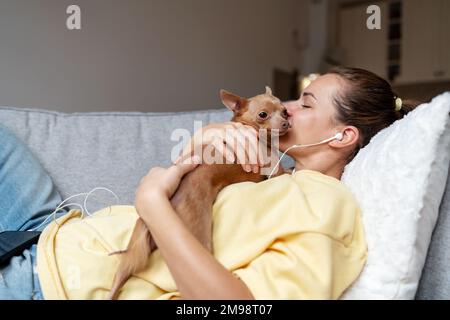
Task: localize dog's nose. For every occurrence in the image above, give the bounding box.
[281,107,288,119]
[282,121,289,130]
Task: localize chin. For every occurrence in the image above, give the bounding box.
[278,138,291,152]
[279,133,301,153]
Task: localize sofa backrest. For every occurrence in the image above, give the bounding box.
[0,105,448,299]
[0,106,233,208]
[416,168,450,299]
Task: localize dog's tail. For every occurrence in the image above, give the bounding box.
[108,268,132,300]
[107,218,153,300]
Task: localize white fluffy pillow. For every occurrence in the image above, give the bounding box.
[340,92,450,299]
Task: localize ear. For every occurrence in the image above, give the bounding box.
[329,126,359,149]
[265,86,273,96]
[220,89,245,112]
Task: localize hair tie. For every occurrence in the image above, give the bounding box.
[395,97,402,111]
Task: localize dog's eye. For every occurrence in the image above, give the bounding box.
[258,111,268,119]
[282,109,288,118]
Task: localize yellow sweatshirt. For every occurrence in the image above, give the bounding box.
[36,170,367,300]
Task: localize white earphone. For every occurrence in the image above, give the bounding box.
[268,132,344,179]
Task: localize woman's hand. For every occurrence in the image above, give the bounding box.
[134,157,255,299]
[174,122,270,173]
[135,156,200,215]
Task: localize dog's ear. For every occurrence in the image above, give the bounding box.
[220,89,246,112]
[265,86,273,96]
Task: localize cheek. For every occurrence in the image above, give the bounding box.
[280,110,325,148]
[293,111,314,128]
[290,111,316,138]
[279,113,306,147]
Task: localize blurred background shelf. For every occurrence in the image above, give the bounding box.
[332,0,450,102]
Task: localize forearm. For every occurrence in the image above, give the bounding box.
[138,194,255,300]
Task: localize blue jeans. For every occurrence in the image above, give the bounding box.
[0,124,68,299]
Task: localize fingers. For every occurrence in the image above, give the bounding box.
[230,123,262,173]
[174,122,270,173]
[174,151,191,165]
[172,155,201,175]
[211,136,235,163]
[240,125,262,173]
[224,129,249,171]
[177,154,201,167]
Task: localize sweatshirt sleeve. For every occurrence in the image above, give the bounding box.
[233,231,367,300]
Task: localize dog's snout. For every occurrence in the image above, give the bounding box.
[282,121,289,129]
[281,107,288,119]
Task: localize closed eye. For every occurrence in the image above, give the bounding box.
[302,105,311,108]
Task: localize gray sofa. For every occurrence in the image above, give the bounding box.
[0,105,448,299]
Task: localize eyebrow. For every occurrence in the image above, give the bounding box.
[302,91,317,101]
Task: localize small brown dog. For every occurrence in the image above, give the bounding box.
[107,86,289,299]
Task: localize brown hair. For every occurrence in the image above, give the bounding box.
[327,66,419,162]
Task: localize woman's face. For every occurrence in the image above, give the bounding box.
[279,74,345,154]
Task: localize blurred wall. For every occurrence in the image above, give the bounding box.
[0,0,299,112]
[300,0,329,75]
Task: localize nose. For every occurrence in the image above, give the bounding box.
[284,101,298,117]
[282,121,289,130]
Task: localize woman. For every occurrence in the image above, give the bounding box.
[0,67,417,300]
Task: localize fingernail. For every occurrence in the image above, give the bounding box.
[245,165,251,172]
